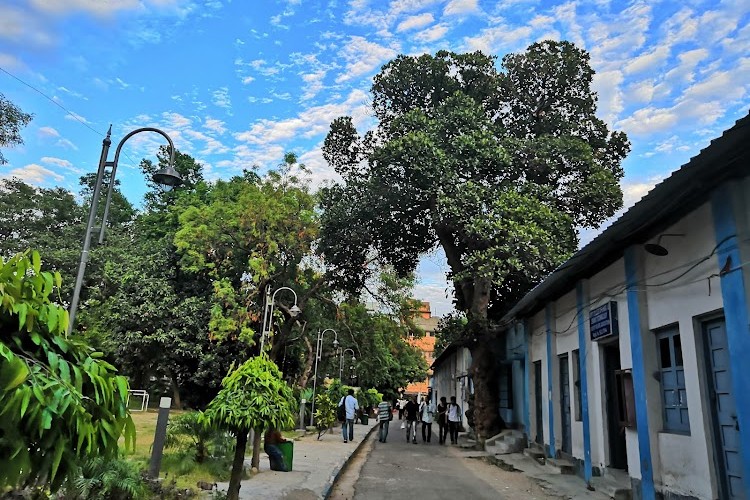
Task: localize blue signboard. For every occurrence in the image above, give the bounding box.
[589,302,619,341]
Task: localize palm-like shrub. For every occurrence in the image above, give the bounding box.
[70,456,146,500]
[165,411,228,463]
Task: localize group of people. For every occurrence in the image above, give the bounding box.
[377,395,462,445]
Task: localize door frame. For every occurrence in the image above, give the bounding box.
[559,353,572,456]
[534,360,544,446]
[699,313,742,499]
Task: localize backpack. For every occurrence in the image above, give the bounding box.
[337,398,347,422]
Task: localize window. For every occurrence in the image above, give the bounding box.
[573,349,582,421]
[655,326,690,433]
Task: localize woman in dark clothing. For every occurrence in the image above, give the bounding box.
[437,397,448,444]
[264,427,289,471]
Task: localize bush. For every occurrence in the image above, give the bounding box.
[313,394,336,440]
[67,456,147,500]
[165,411,230,463]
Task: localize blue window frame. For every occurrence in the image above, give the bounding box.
[655,326,690,433]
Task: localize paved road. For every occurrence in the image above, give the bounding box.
[340,423,537,500]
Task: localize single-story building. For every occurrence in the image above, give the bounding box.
[435,111,750,499]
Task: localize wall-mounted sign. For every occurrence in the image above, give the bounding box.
[589,302,619,341]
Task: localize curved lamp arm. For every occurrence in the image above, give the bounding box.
[261,286,301,352]
[99,127,179,244]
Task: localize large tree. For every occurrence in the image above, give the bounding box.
[0,93,32,165]
[319,42,629,442]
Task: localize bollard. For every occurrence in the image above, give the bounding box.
[148,397,171,479]
[299,399,306,430]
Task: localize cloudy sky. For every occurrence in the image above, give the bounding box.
[1,0,749,316]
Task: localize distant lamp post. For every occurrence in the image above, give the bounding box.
[310,328,338,426]
[259,285,301,353]
[67,126,182,336]
[339,348,356,381]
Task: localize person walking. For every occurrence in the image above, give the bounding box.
[447,396,462,445]
[397,397,406,420]
[339,389,359,443]
[403,396,419,444]
[419,397,436,443]
[437,396,448,444]
[377,398,392,443]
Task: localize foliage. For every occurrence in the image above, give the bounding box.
[0,178,84,298]
[68,456,147,500]
[203,355,296,432]
[313,393,336,440]
[0,93,33,165]
[165,411,229,464]
[0,251,135,492]
[319,43,629,440]
[203,355,295,500]
[433,313,468,358]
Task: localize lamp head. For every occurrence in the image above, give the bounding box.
[332,338,339,348]
[351,356,356,362]
[152,165,182,191]
[289,304,301,317]
[644,233,684,257]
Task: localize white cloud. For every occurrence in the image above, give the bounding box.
[234,89,371,156]
[663,48,709,84]
[162,112,192,128]
[212,87,232,111]
[28,0,181,17]
[241,76,255,84]
[1,163,64,184]
[623,45,670,75]
[64,111,91,124]
[397,13,434,32]
[335,37,398,83]
[444,0,479,16]
[41,156,73,169]
[592,70,624,124]
[414,23,449,42]
[204,117,227,135]
[464,25,532,54]
[38,126,61,139]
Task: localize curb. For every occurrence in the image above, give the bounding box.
[322,422,379,499]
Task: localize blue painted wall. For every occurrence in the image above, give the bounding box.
[624,247,656,500]
[576,282,593,484]
[711,186,750,494]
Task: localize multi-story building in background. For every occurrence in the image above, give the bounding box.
[403,301,440,400]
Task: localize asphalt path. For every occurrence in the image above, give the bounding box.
[345,422,518,500]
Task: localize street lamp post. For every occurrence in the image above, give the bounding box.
[67,126,182,336]
[259,285,301,353]
[339,348,356,381]
[310,328,338,427]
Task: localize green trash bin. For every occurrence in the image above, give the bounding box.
[360,414,369,425]
[277,441,293,471]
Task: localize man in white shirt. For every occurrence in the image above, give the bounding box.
[340,389,359,443]
[419,397,436,443]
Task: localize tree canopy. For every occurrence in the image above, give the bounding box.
[319,42,629,440]
[0,93,32,165]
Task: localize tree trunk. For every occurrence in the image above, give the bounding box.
[296,336,315,388]
[251,426,262,469]
[171,376,182,409]
[468,336,503,445]
[227,428,248,500]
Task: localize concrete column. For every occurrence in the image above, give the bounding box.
[148,397,171,479]
[576,281,593,484]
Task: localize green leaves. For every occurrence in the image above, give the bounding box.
[203,354,296,433]
[0,250,134,492]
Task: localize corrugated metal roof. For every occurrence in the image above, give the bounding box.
[502,110,750,322]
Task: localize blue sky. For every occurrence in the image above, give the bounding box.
[1,0,749,316]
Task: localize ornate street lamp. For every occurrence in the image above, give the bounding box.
[67,126,182,336]
[259,285,301,353]
[339,348,356,381]
[310,328,338,426]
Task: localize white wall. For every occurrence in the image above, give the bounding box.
[642,203,722,499]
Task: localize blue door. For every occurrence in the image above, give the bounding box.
[559,354,572,455]
[704,318,744,499]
